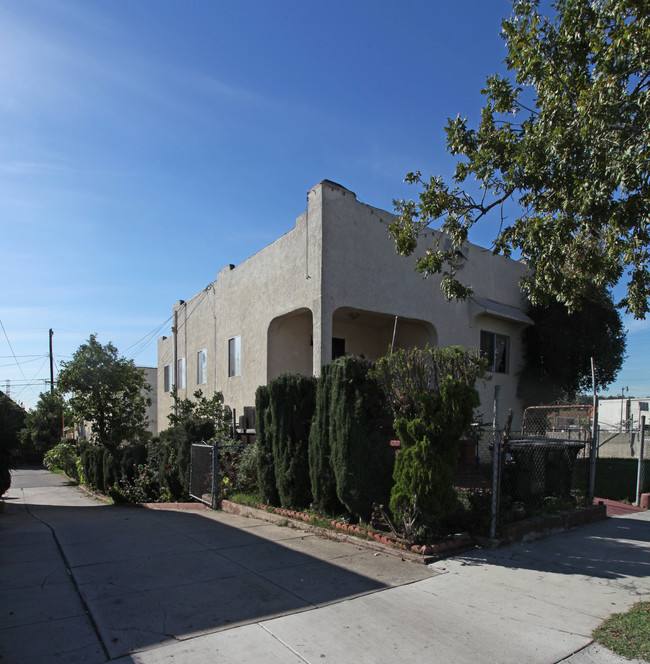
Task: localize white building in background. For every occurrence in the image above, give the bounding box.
[157,180,534,430]
[598,397,650,431]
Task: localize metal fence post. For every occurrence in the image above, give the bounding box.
[490,385,501,539]
[212,441,219,509]
[637,416,646,507]
[588,397,599,505]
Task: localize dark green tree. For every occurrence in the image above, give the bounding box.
[21,391,69,460]
[57,334,151,452]
[308,362,343,514]
[390,0,650,318]
[255,384,279,505]
[266,374,316,509]
[0,392,26,496]
[520,288,627,403]
[328,356,394,522]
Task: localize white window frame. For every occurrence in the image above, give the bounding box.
[197,349,207,385]
[480,330,509,374]
[177,357,186,389]
[228,336,241,377]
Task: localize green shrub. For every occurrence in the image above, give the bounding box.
[328,356,394,522]
[79,444,105,492]
[266,374,316,509]
[308,362,344,514]
[390,379,479,540]
[158,419,215,500]
[43,442,80,481]
[255,385,279,505]
[0,393,26,496]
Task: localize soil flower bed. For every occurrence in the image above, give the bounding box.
[220,499,472,563]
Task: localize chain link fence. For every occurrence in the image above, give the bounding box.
[189,440,257,508]
[189,442,217,507]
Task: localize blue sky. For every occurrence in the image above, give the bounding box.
[2,0,647,410]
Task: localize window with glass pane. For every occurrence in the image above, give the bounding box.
[163,364,173,392]
[197,349,207,385]
[228,336,241,377]
[177,357,186,388]
[480,330,509,374]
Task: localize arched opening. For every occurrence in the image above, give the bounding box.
[331,307,437,360]
[267,308,314,382]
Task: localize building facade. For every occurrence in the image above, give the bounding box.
[157,180,533,430]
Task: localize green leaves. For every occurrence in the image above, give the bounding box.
[57,334,151,451]
[392,0,650,317]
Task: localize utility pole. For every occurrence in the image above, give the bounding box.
[49,328,55,393]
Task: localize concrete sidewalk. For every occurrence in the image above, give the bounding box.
[1,468,649,664]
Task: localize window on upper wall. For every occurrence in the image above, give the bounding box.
[228,336,241,377]
[197,349,207,385]
[480,330,510,374]
[163,364,173,392]
[177,357,186,389]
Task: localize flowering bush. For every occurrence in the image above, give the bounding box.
[44,442,80,481]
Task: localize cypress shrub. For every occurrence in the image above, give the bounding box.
[80,445,105,491]
[389,378,479,539]
[267,374,316,509]
[308,362,344,514]
[328,356,394,522]
[102,448,119,491]
[255,385,279,505]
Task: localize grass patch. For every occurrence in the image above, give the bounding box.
[225,491,262,507]
[592,601,650,662]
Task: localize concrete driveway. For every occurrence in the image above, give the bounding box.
[0,468,431,663]
[1,467,649,664]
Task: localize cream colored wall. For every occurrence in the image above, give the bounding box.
[317,181,529,428]
[157,180,532,429]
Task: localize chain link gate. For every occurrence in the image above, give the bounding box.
[189,442,218,508]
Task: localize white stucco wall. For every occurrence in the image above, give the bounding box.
[157,180,532,430]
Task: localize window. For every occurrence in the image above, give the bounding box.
[177,357,186,389]
[197,349,207,385]
[228,336,241,377]
[480,331,509,374]
[163,364,173,392]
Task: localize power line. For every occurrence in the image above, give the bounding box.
[0,319,30,386]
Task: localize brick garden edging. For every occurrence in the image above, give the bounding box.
[221,499,609,561]
[220,500,471,564]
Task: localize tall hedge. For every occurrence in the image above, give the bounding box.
[264,374,316,509]
[328,356,394,522]
[255,384,279,505]
[308,362,344,514]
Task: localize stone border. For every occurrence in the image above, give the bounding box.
[220,500,471,564]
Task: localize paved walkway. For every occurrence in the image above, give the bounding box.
[1,468,649,664]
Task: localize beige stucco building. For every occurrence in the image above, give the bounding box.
[157,180,533,431]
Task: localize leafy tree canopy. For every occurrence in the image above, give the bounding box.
[520,287,627,403]
[166,387,232,438]
[391,0,649,317]
[57,334,151,451]
[21,391,70,457]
